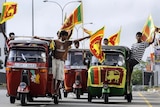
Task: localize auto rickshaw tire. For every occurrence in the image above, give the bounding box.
[20,94,27,106]
[10,96,16,104]
[53,95,59,104]
[97,95,101,99]
[27,95,33,102]
[64,92,68,98]
[75,89,80,99]
[126,93,132,103]
[103,93,109,104]
[88,92,92,102]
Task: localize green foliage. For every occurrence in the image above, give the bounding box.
[132,69,142,85]
[131,61,146,85]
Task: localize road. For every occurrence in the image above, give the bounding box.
[0,88,160,107]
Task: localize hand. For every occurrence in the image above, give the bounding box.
[33,36,38,39]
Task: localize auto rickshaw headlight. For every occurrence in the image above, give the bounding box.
[118,61,123,66]
[75,80,80,85]
[19,82,27,89]
[103,84,108,89]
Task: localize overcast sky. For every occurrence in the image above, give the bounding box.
[2,0,160,61]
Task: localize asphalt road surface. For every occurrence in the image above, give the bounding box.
[0,88,160,107]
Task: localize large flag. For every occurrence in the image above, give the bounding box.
[0,2,17,24]
[142,15,155,42]
[108,27,121,46]
[61,3,83,30]
[90,26,105,63]
[82,27,93,35]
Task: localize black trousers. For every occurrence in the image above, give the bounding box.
[128,58,139,73]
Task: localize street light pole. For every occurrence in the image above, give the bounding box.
[75,22,93,39]
[32,0,34,36]
[43,0,81,25]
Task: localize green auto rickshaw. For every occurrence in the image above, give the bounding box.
[87,46,132,103]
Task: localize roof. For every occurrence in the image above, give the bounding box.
[8,39,49,46]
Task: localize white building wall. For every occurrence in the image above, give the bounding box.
[0,0,6,73]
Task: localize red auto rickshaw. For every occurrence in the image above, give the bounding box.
[63,48,91,99]
[5,38,59,105]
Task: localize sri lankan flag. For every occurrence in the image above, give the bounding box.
[87,66,102,87]
[0,2,17,24]
[108,27,121,46]
[61,3,83,30]
[90,26,105,63]
[82,27,92,35]
[142,15,155,42]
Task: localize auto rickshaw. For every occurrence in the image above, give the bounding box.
[63,48,91,99]
[86,46,132,103]
[5,38,59,105]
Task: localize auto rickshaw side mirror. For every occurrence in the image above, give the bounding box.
[83,58,90,69]
[4,54,8,67]
[83,58,88,65]
[0,59,3,69]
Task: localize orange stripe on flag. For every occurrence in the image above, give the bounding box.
[93,67,99,84]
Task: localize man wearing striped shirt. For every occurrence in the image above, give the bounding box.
[127,30,156,95]
[129,31,156,73]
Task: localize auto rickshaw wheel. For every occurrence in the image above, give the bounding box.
[27,95,33,102]
[103,93,109,104]
[126,93,132,103]
[75,89,81,99]
[20,93,27,106]
[64,91,68,98]
[88,92,92,102]
[10,96,16,104]
[53,95,59,104]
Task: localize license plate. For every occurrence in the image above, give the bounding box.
[14,63,37,68]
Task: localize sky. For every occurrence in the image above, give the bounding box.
[2,0,160,61]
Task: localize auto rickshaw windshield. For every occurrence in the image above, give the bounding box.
[90,53,125,66]
[65,51,84,66]
[8,48,46,63]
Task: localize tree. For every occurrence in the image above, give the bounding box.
[131,61,146,85]
[132,69,142,85]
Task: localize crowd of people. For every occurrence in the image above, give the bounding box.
[3,27,158,96]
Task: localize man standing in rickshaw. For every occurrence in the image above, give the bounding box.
[34,30,90,96]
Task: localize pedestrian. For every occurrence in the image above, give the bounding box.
[34,30,90,96]
[103,38,108,45]
[2,32,15,52]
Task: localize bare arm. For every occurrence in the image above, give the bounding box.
[74,35,91,42]
[0,24,8,40]
[67,29,73,39]
[149,29,157,45]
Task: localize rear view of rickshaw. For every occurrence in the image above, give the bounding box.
[63,49,90,99]
[5,39,59,105]
[87,46,132,103]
